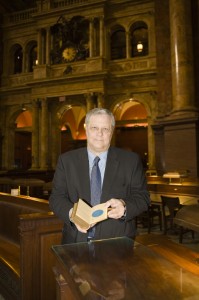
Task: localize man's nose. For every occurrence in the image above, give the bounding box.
[97,128,103,134]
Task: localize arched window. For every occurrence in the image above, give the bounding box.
[14,46,23,74]
[28,44,37,72]
[110,25,126,60]
[131,21,148,57]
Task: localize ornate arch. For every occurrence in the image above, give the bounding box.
[130,21,149,57]
[56,103,86,140]
[25,40,37,72]
[110,24,126,60]
[110,92,157,170]
[9,43,23,74]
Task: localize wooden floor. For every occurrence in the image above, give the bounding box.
[136,233,199,276]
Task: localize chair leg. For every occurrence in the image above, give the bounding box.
[179,226,183,243]
[148,224,151,234]
[148,211,151,234]
[163,217,167,235]
[159,213,162,231]
[135,217,138,228]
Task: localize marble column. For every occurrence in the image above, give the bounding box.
[31,100,39,169]
[99,17,104,57]
[86,93,94,111]
[126,31,131,59]
[97,93,105,108]
[41,29,46,64]
[37,29,42,65]
[169,0,195,113]
[147,118,156,170]
[46,27,51,65]
[22,46,26,73]
[89,18,94,58]
[51,118,61,170]
[40,98,48,169]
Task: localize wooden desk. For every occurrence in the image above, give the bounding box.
[52,236,199,300]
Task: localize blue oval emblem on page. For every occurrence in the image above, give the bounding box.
[92,209,103,217]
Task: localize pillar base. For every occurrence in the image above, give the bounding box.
[153,117,199,177]
[170,107,199,119]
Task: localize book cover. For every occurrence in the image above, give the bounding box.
[71,199,108,230]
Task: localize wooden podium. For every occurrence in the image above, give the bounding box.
[51,235,199,300]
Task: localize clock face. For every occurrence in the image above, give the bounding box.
[62,47,77,62]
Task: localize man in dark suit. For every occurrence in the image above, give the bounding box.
[49,108,150,244]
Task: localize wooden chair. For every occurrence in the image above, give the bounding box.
[136,204,162,233]
[161,195,182,234]
[174,205,197,243]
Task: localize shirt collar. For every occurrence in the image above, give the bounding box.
[87,148,108,163]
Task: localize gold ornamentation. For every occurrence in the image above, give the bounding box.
[62,47,77,61]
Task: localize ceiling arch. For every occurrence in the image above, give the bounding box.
[16,110,32,128]
[114,100,148,127]
[60,105,86,140]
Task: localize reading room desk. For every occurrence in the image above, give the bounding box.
[51,235,199,300]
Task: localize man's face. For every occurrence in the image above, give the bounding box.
[86,114,114,154]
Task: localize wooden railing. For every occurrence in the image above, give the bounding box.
[0,193,63,300]
[20,213,63,300]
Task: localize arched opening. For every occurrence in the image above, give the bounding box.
[110,25,126,60]
[114,100,148,168]
[28,43,38,72]
[13,45,23,74]
[15,110,32,169]
[60,105,86,152]
[130,21,148,57]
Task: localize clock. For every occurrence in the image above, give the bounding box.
[62,47,77,62]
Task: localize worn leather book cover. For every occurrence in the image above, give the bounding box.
[71,199,108,230]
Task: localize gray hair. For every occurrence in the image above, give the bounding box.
[85,108,115,127]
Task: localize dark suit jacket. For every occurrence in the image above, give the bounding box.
[49,146,150,244]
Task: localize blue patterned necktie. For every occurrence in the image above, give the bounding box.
[90,156,101,206]
[88,156,101,240]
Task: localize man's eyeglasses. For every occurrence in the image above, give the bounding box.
[89,126,111,134]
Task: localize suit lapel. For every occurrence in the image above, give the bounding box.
[101,148,119,201]
[77,148,91,203]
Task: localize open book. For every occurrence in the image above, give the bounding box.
[70,199,108,230]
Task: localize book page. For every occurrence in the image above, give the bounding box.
[75,199,92,223]
[90,203,108,224]
[72,200,108,228]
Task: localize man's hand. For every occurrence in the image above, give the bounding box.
[105,199,126,219]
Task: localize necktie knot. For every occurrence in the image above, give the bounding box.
[93,156,100,166]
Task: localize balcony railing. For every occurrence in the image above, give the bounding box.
[53,0,90,9]
[4,8,37,24]
[3,0,100,25]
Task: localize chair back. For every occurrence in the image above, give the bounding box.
[161,195,181,218]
